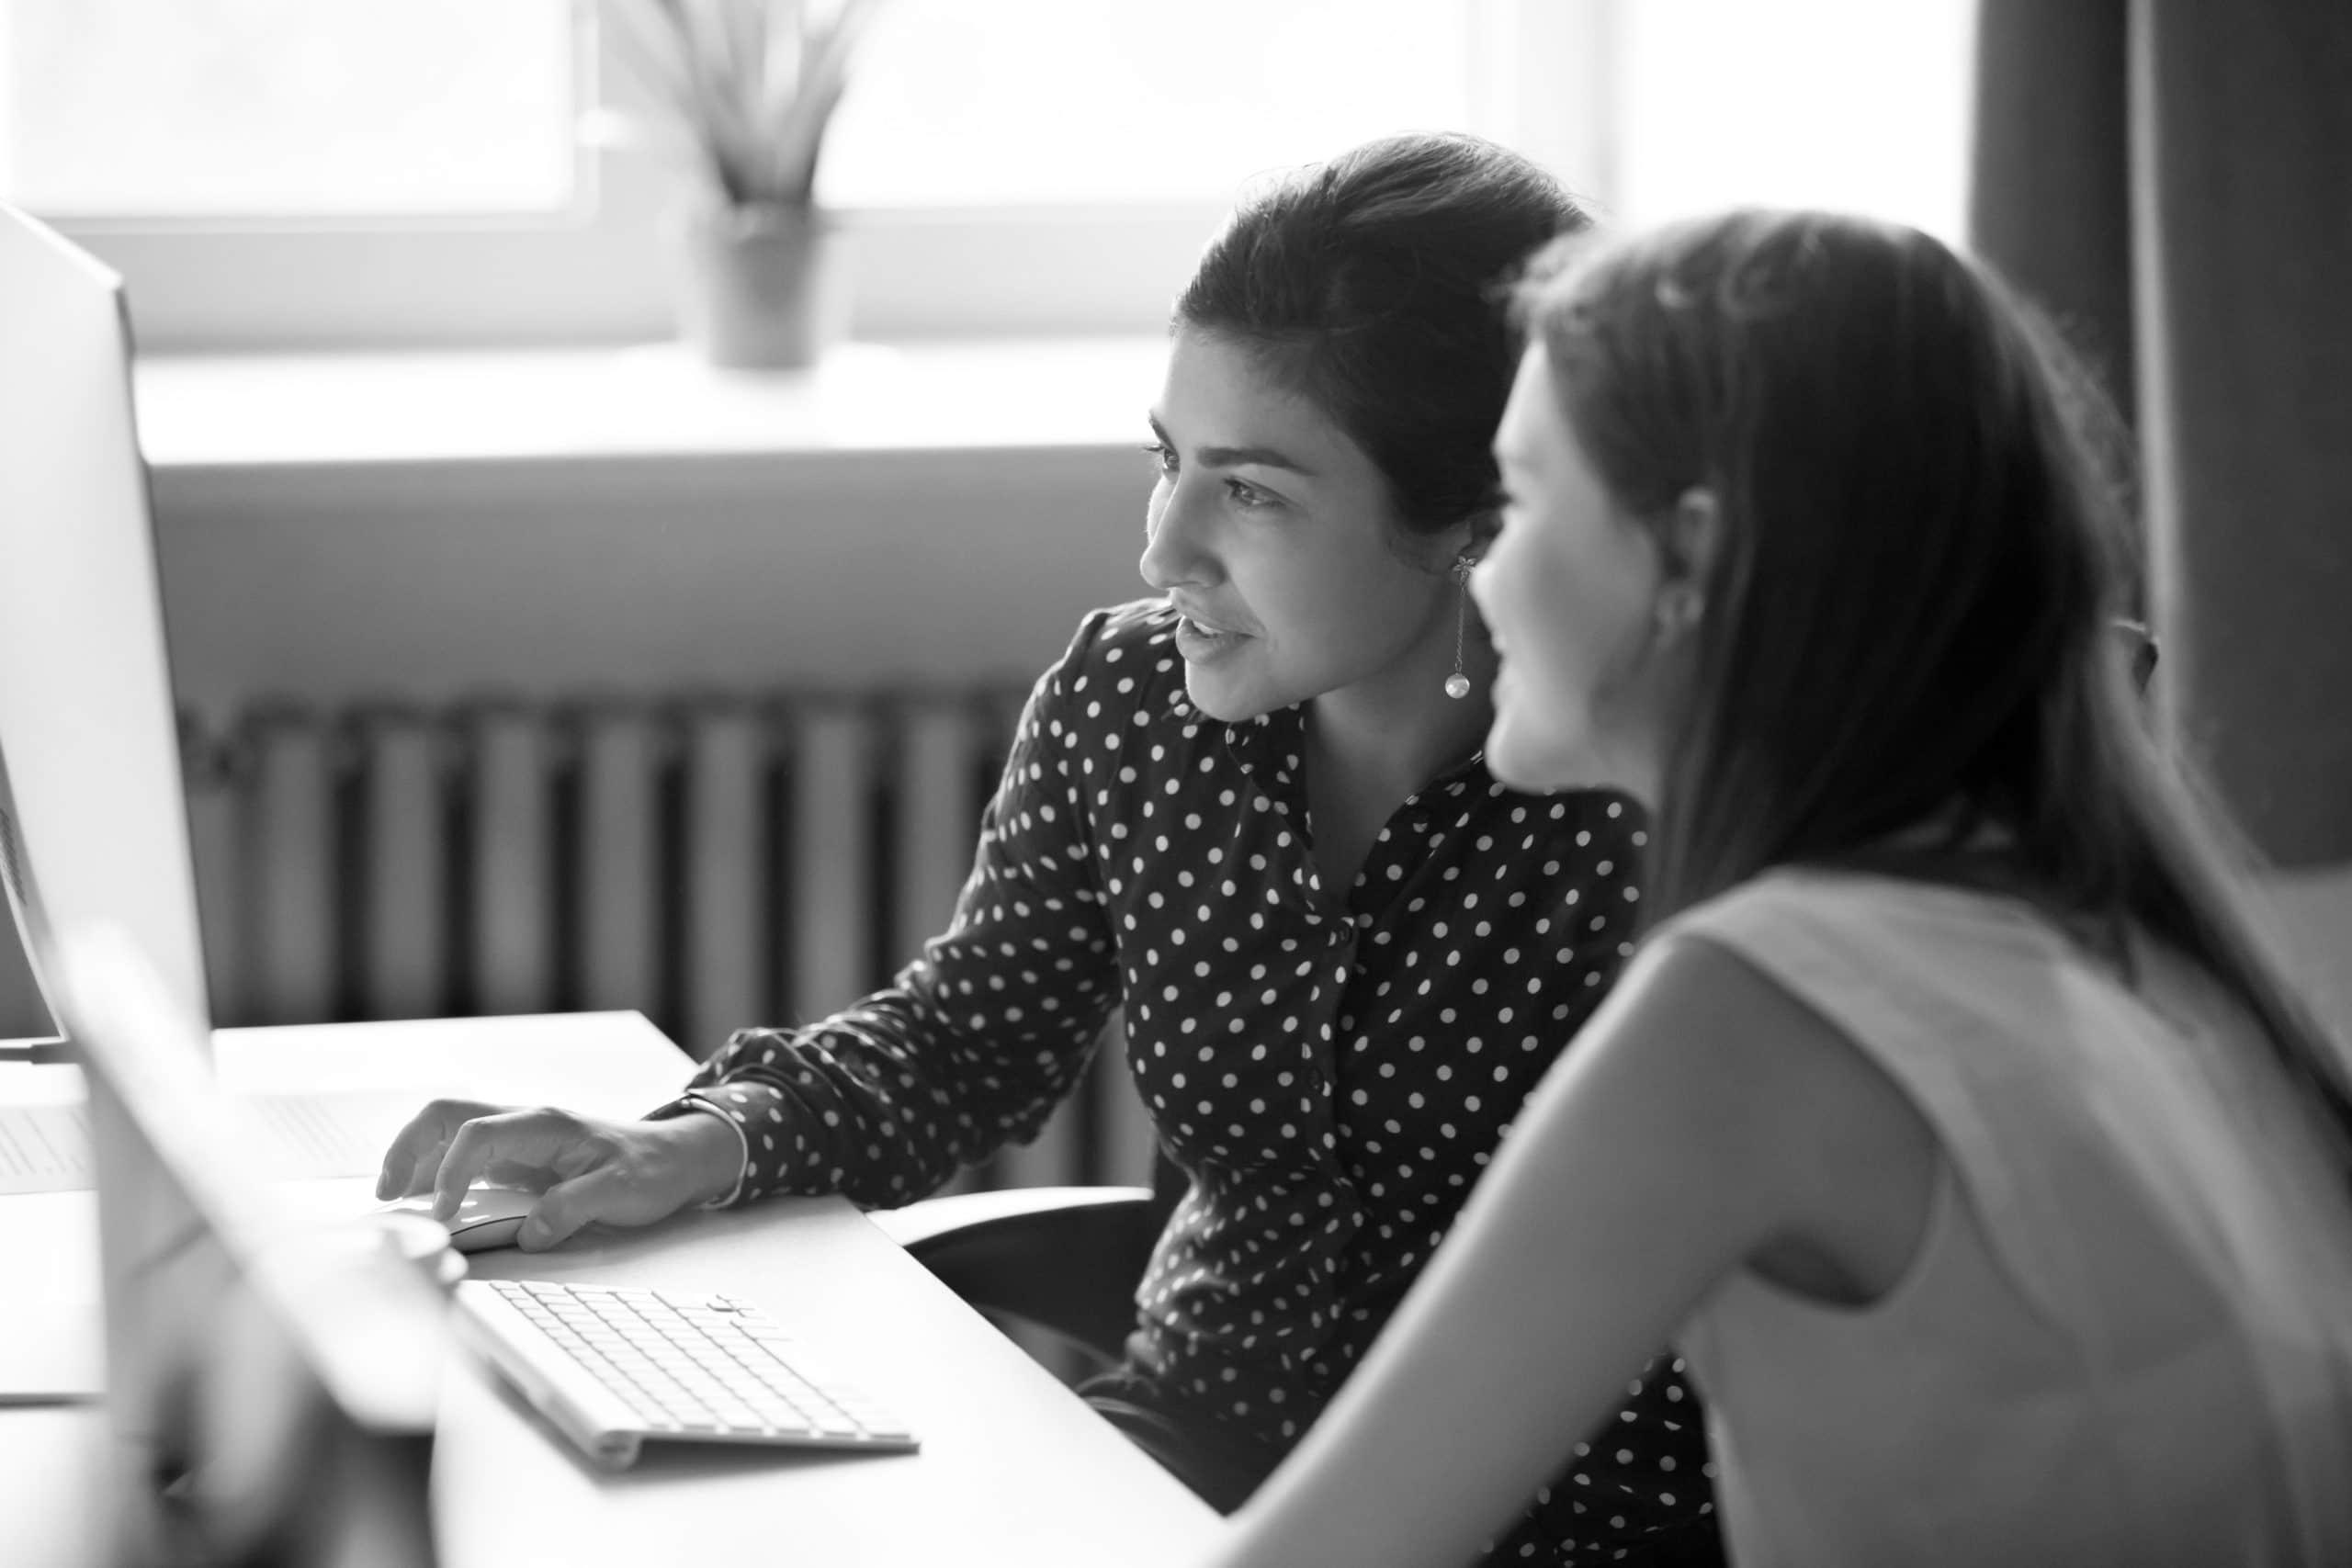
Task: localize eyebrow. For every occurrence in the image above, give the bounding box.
[1147,413,1319,477]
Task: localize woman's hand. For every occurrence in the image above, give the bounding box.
[374,1100,747,1250]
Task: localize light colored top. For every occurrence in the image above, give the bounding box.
[1668,870,2352,1568]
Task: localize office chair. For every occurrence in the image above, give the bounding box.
[868,1015,1180,1376]
[876,1175,1172,1374]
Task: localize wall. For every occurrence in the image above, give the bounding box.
[152,447,1152,726]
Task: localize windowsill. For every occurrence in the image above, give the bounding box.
[130,334,1168,726]
[130,336,1171,473]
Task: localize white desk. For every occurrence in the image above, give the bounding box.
[0,1011,1222,1567]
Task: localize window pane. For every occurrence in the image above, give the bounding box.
[818,0,1483,209]
[1611,0,1975,241]
[0,0,579,218]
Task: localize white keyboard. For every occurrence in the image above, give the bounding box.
[454,1279,919,1470]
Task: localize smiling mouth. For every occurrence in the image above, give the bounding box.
[1170,600,1249,638]
[1178,614,1246,639]
[1171,611,1250,663]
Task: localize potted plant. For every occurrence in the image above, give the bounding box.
[595,0,890,368]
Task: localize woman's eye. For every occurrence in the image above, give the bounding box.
[1139,441,1178,476]
[1225,478,1276,511]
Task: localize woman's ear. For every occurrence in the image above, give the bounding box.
[1433,507,1502,576]
[1653,487,1721,640]
[1464,505,1503,557]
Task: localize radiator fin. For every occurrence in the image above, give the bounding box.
[892,701,985,970]
[356,708,447,1021]
[470,707,556,1017]
[785,705,876,1030]
[576,707,662,1017]
[682,704,766,1061]
[246,708,336,1025]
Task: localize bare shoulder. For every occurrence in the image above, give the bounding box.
[1599,932,1942,1298]
[1610,934,1924,1118]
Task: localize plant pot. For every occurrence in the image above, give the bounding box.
[669,202,848,371]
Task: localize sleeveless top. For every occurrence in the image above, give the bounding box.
[1663,870,2352,1568]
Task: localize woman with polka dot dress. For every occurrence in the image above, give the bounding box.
[377,132,1723,1565]
[1200,211,2352,1568]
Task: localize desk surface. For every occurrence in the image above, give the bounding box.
[0,1011,1221,1567]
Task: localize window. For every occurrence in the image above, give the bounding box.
[0,0,579,218]
[0,0,641,350]
[819,0,1493,209]
[808,0,1584,341]
[1605,0,1976,242]
[0,0,1974,352]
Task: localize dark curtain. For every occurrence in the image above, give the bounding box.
[1969,0,2352,873]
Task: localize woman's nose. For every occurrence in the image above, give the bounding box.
[1138,482,1216,592]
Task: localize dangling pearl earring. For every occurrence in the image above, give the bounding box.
[1444,554,1476,700]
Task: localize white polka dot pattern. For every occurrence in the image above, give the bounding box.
[655,601,1713,1562]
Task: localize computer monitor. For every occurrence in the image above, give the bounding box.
[52,922,443,1568]
[0,202,212,1044]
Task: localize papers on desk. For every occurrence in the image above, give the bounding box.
[0,1088,424,1193]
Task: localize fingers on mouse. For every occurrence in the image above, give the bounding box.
[372,1184,539,1255]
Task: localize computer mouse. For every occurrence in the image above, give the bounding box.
[371,1184,541,1255]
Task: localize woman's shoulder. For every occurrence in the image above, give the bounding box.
[1640,876,2051,1205]
[1657,869,2111,1115]
[1666,865,2043,957]
[1487,783,1647,850]
[1051,597,1182,683]
[1657,869,2066,1055]
[1026,598,1194,740]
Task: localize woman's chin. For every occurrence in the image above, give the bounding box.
[1182,668,1278,725]
[1482,733,1557,793]
[1485,719,1621,795]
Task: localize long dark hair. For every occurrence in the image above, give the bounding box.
[1516,209,2352,1169]
[1177,131,1591,536]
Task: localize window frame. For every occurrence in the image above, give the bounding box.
[32,0,1616,352]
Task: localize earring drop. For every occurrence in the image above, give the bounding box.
[1444,554,1476,700]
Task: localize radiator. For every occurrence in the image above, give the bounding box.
[153,690,1158,1193]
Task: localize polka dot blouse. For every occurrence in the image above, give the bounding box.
[659,600,1715,1562]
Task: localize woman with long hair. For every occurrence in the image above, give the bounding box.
[1205,209,2352,1567]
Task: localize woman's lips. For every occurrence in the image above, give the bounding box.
[1173,613,1249,661]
